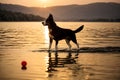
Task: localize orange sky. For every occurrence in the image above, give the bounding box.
[0,0,120,7]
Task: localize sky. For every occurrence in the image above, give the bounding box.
[0,0,120,7]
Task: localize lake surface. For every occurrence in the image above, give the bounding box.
[0,22,120,80]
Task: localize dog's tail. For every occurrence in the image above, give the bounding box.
[74,25,84,33]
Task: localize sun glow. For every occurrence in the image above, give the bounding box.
[40,0,48,8]
[40,0,47,3]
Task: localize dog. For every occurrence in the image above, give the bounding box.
[42,14,84,51]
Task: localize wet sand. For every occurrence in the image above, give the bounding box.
[0,49,120,80]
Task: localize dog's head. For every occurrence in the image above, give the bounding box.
[42,14,54,26]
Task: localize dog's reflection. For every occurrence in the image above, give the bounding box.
[46,51,79,72]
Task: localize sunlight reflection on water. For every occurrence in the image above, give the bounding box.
[0,22,120,80]
[44,25,49,44]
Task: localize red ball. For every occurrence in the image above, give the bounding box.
[21,61,27,66]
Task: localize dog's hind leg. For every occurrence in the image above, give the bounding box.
[65,39,71,51]
[49,38,53,50]
[71,36,79,50]
[73,40,79,49]
[76,43,79,49]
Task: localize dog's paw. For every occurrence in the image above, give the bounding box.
[47,49,51,52]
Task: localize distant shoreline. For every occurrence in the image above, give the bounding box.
[56,19,120,22]
[0,21,120,22]
[1,2,120,22]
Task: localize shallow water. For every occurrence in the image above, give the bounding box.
[0,22,120,80]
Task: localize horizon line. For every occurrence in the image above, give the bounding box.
[0,2,120,8]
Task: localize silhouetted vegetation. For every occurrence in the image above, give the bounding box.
[1,2,120,21]
[0,8,120,22]
[57,18,120,22]
[0,9,44,21]
[78,18,120,22]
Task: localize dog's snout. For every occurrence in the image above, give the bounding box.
[42,21,47,26]
[42,21,44,25]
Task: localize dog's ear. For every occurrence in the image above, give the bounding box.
[49,13,53,17]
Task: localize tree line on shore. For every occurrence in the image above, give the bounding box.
[0,9,44,21]
[0,9,120,22]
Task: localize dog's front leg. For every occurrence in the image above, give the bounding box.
[55,40,58,51]
[49,38,53,50]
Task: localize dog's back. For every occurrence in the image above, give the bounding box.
[50,27,74,40]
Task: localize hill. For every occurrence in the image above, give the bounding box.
[0,9,44,21]
[0,2,120,21]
